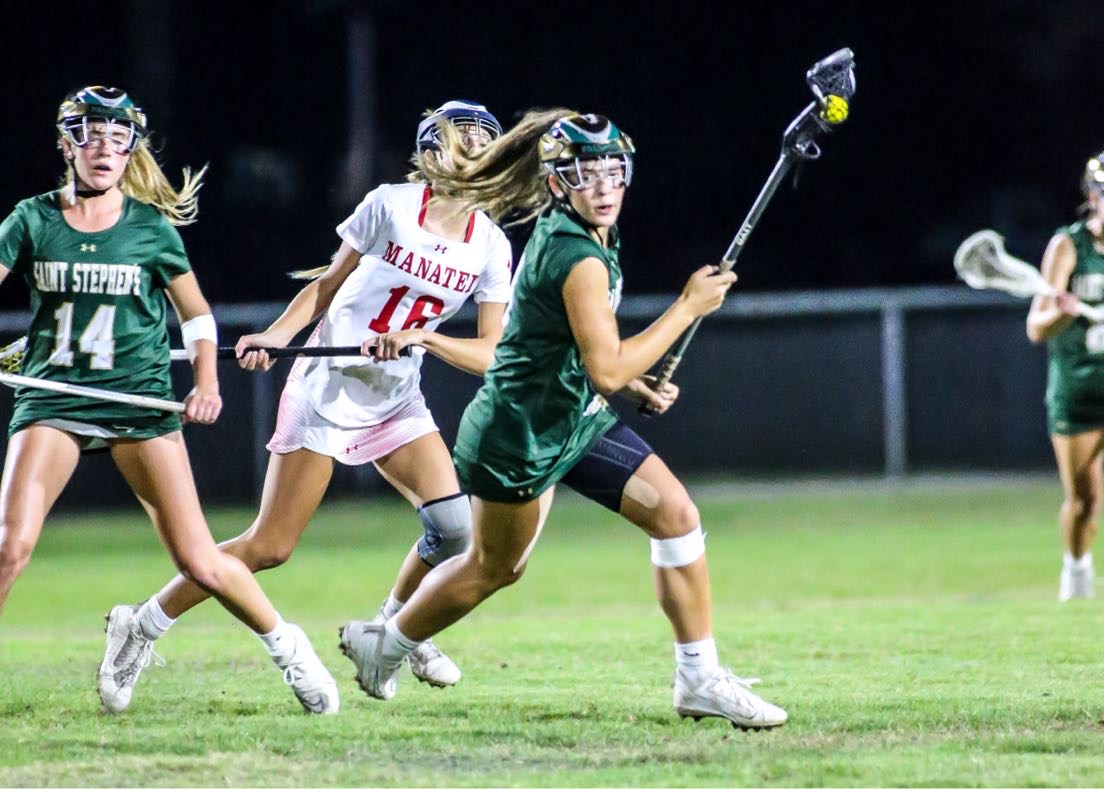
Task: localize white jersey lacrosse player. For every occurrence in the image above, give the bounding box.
[274,179,512,457]
[98,100,513,708]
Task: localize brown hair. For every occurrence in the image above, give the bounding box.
[413,107,573,225]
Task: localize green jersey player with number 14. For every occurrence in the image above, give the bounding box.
[1027,150,1104,601]
[0,86,338,714]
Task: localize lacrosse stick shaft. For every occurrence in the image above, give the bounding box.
[169,344,409,362]
[0,371,185,413]
[1029,286,1104,323]
[639,49,853,416]
[649,149,797,394]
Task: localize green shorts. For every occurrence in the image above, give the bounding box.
[453,417,616,504]
[1046,398,1104,436]
[8,398,181,446]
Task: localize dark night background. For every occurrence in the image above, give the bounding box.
[0,0,1100,309]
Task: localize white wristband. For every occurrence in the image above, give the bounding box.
[181,314,218,360]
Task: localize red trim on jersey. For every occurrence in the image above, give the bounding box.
[418,186,431,227]
[419,184,477,243]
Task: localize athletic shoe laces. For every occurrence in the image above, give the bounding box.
[283,661,322,692]
[713,671,763,699]
[416,640,443,661]
[281,646,328,695]
[116,634,164,686]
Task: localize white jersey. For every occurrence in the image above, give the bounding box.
[295,183,513,428]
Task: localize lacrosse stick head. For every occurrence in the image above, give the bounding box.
[0,337,27,374]
[782,49,856,159]
[954,229,1048,298]
[807,48,856,129]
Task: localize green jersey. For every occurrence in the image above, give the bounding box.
[454,206,622,501]
[0,191,191,438]
[1046,221,1104,434]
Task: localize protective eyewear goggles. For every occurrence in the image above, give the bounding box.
[452,121,496,148]
[60,117,143,155]
[552,154,633,191]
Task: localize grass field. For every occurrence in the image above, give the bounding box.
[1,475,1103,787]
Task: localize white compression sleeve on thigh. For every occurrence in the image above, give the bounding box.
[650,526,706,568]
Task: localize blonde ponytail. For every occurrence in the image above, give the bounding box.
[416,107,574,225]
[61,140,206,226]
[121,143,206,226]
[289,265,329,280]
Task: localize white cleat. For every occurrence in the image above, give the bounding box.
[338,620,403,700]
[278,624,340,715]
[1059,565,1095,601]
[97,604,164,714]
[409,640,461,687]
[372,600,461,688]
[673,667,788,730]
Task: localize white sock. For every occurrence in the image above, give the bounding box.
[381,590,404,619]
[135,596,175,641]
[257,616,298,665]
[382,617,420,664]
[1065,552,1094,570]
[675,637,719,681]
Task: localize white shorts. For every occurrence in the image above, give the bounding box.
[267,379,439,466]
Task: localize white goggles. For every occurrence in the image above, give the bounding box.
[452,121,496,149]
[552,154,633,191]
[60,117,142,155]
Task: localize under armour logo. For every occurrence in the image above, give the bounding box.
[80,243,96,252]
[434,244,447,253]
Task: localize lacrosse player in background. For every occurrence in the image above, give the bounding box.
[0,86,338,714]
[1026,151,1104,601]
[339,111,788,730]
[102,100,513,700]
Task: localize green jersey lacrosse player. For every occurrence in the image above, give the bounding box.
[339,112,788,730]
[0,86,338,714]
[1027,149,1104,601]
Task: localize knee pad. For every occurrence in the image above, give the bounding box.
[416,493,472,566]
[650,526,706,568]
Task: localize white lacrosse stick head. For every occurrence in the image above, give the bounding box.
[954,229,1051,298]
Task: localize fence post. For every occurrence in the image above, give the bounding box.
[881,304,908,477]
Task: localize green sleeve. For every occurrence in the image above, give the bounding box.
[0,204,29,273]
[541,233,605,291]
[150,218,192,288]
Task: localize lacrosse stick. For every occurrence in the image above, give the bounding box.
[0,339,184,413]
[642,48,857,414]
[954,229,1104,322]
[0,337,408,366]
[0,337,407,414]
[0,371,185,413]
[167,344,411,362]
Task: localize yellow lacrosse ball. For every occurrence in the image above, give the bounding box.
[821,95,849,124]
